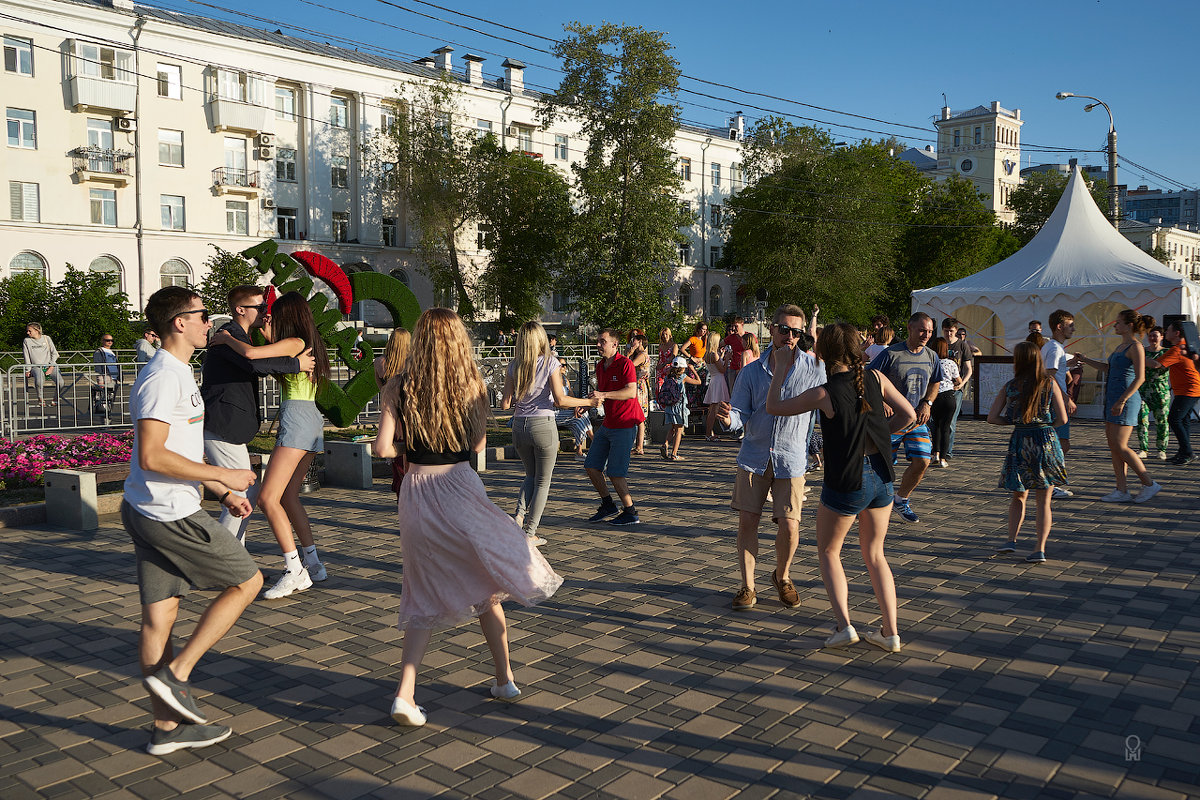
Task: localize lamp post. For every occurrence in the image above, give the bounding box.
[1056,91,1119,229]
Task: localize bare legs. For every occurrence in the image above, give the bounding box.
[257,447,317,554]
[668,424,684,458]
[1105,423,1152,494]
[736,510,799,591]
[586,468,633,509]
[393,604,514,706]
[1006,488,1052,552]
[897,457,930,499]
[815,503,897,637]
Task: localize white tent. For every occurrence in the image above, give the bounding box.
[911,165,1200,413]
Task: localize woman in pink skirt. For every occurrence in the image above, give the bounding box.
[373,308,562,727]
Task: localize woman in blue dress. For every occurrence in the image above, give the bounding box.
[1074,310,1162,503]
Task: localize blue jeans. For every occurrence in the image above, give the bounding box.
[1168,395,1199,458]
[946,390,964,458]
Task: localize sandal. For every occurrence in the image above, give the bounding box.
[660,443,669,460]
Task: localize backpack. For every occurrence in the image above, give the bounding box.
[656,376,683,408]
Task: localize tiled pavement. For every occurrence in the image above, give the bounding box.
[2,419,1199,799]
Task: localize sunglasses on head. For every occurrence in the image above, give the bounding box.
[773,322,803,338]
[171,308,211,323]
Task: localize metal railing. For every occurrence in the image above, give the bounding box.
[212,167,259,188]
[71,146,133,175]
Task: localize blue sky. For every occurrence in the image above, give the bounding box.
[146,0,1198,192]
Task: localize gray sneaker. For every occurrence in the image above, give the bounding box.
[143,665,206,724]
[609,508,640,526]
[996,540,1017,554]
[146,723,232,756]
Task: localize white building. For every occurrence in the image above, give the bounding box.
[1,0,744,324]
[932,101,1023,223]
[1120,220,1200,281]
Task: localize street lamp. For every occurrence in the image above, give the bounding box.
[1056,91,1119,228]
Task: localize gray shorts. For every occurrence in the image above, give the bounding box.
[122,501,260,605]
[277,399,324,452]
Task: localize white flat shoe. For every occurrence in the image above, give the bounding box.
[489,680,521,701]
[390,696,427,726]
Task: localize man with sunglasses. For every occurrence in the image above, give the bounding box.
[201,285,314,543]
[716,305,824,612]
[869,312,943,523]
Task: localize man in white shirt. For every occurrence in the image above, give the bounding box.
[1040,310,1078,499]
[123,286,263,756]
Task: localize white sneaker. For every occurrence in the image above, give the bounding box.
[865,630,902,653]
[1100,489,1135,503]
[390,696,427,726]
[263,568,313,599]
[1133,482,1162,504]
[1135,450,1148,459]
[1158,451,1169,461]
[1052,486,1073,499]
[824,624,859,649]
[306,560,327,581]
[527,535,548,547]
[489,680,521,701]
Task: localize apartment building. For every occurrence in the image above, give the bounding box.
[1,0,744,324]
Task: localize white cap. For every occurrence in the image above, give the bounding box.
[672,356,687,368]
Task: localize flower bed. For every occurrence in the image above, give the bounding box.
[0,431,133,490]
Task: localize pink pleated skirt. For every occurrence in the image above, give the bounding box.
[395,461,563,630]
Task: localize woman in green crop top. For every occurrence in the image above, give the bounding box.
[211,291,331,600]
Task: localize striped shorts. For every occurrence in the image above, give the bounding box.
[891,424,933,462]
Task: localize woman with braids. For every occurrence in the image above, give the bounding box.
[501,321,599,545]
[1135,320,1170,461]
[1074,310,1163,503]
[987,342,1069,563]
[374,328,411,494]
[765,322,915,653]
[373,308,562,727]
[212,291,332,599]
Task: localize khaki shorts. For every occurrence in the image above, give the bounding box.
[731,463,806,523]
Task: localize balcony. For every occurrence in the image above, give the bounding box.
[71,147,133,186]
[67,75,137,113]
[212,167,261,196]
[206,98,271,133]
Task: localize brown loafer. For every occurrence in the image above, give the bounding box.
[771,570,801,608]
[732,586,756,611]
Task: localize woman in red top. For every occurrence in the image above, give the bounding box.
[1148,320,1200,464]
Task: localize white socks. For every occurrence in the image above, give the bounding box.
[283,550,304,576]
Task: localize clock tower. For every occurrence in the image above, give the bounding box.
[934,101,1023,224]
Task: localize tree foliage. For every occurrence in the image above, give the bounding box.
[0,268,137,350]
[541,22,690,331]
[196,245,262,313]
[1008,169,1109,244]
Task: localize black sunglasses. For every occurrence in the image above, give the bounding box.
[773,322,803,338]
[243,303,268,312]
[171,309,211,323]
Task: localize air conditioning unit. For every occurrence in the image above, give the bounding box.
[262,198,276,209]
[506,125,519,136]
[117,117,136,132]
[256,133,274,147]
[256,146,273,160]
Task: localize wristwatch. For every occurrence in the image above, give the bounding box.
[920,399,932,408]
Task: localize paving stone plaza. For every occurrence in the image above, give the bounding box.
[2,419,1198,799]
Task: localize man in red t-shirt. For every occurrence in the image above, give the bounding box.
[583,328,645,525]
[723,317,746,391]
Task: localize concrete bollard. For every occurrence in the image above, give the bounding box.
[470,449,486,473]
[44,469,99,531]
[322,441,372,489]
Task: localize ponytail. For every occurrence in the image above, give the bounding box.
[854,361,872,414]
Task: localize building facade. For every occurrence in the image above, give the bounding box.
[1123,186,1200,228]
[1120,220,1200,281]
[2,0,743,325]
[933,101,1023,223]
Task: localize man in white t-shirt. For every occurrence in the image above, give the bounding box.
[1040,309,1078,499]
[123,286,263,756]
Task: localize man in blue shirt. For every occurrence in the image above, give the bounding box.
[717,304,825,612]
[869,312,943,523]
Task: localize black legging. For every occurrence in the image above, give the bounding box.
[930,390,959,459]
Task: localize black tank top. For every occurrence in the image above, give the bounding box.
[397,384,471,465]
[820,369,894,491]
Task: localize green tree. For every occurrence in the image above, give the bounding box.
[1008,169,1109,244]
[476,141,574,326]
[0,272,51,348]
[44,267,138,349]
[196,245,262,313]
[541,22,690,330]
[369,74,485,318]
[1149,245,1170,264]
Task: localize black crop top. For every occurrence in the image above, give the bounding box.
[820,369,894,492]
[396,384,472,465]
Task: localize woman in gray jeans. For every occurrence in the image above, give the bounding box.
[501,322,598,546]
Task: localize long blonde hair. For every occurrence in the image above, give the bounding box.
[513,321,550,400]
[401,308,486,452]
[703,330,723,365]
[380,327,410,383]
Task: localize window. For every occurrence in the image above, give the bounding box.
[156,63,181,99]
[554,134,568,160]
[89,256,121,293]
[10,251,47,279]
[332,155,349,188]
[710,245,722,265]
[953,129,961,147]
[381,105,399,134]
[709,285,722,317]
[679,157,691,181]
[332,211,349,242]
[160,195,185,230]
[277,207,297,240]
[7,108,36,149]
[711,162,721,187]
[710,205,722,227]
[158,129,183,166]
[76,43,132,82]
[4,36,33,76]
[90,188,116,226]
[276,148,296,182]
[330,96,348,128]
[9,181,38,221]
[678,282,692,313]
[160,259,190,288]
[476,119,492,139]
[225,200,248,235]
[680,201,692,219]
[381,161,398,191]
[87,118,113,166]
[382,217,397,247]
[552,291,570,312]
[389,268,409,286]
[974,126,981,145]
[678,241,691,265]
[215,69,266,104]
[517,126,533,153]
[275,86,295,120]
[733,163,744,189]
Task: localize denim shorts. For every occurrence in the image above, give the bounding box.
[821,454,894,516]
[583,425,636,477]
[277,399,324,453]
